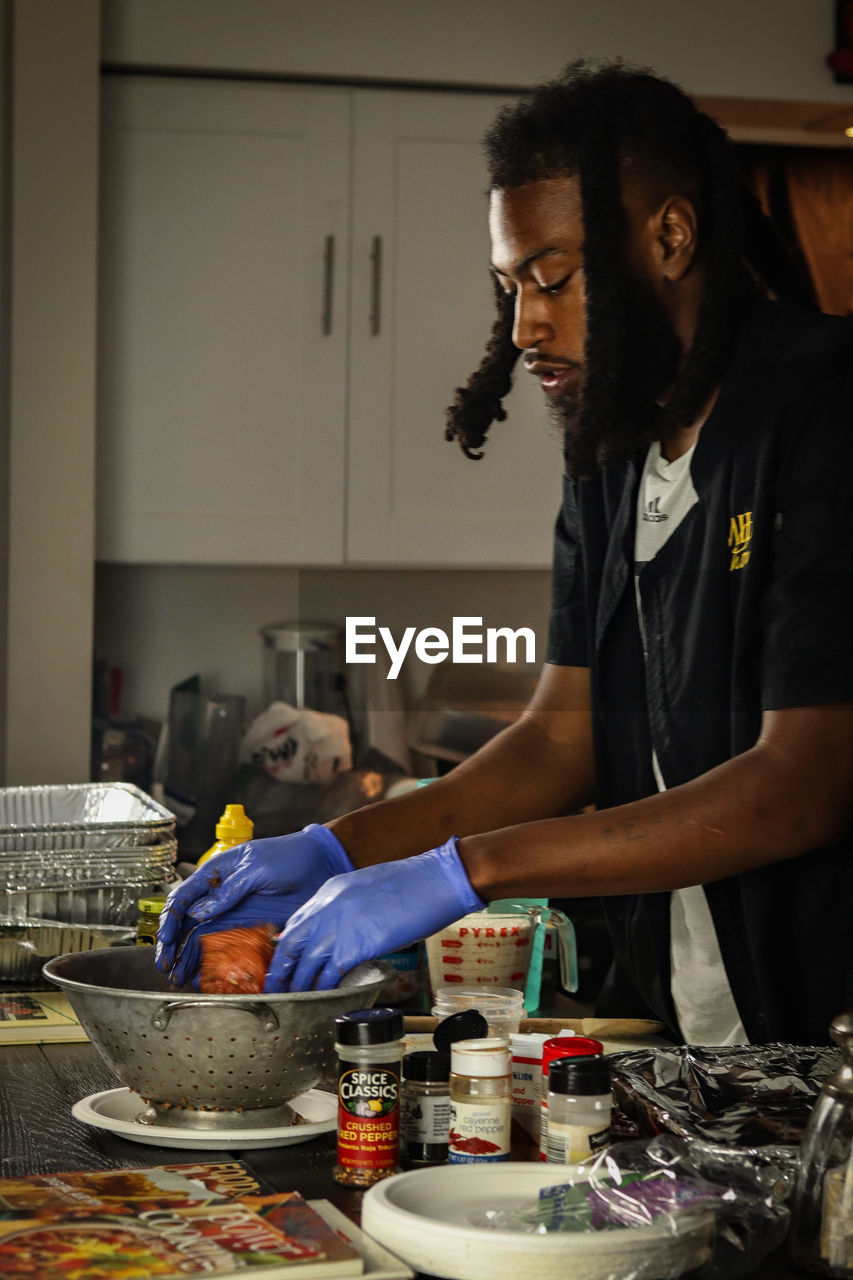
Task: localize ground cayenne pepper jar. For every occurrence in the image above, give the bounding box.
[448,1037,512,1164]
[334,1007,404,1187]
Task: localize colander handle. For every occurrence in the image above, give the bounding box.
[150,1000,280,1033]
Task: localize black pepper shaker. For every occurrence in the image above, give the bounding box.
[401,1050,451,1166]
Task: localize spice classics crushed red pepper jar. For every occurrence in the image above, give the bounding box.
[334,1007,404,1187]
[448,1036,512,1164]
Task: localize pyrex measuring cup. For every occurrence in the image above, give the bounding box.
[425,902,577,999]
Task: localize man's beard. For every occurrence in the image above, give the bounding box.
[552,269,684,477]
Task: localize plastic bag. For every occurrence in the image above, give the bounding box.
[239,701,351,785]
[470,1133,791,1280]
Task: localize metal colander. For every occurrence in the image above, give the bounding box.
[43,946,387,1130]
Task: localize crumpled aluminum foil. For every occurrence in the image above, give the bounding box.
[609,1043,839,1170]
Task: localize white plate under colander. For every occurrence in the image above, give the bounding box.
[72,1086,336,1150]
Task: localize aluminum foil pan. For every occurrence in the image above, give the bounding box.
[0,841,176,865]
[0,919,135,985]
[610,1043,840,1169]
[0,883,173,928]
[0,783,175,850]
[0,844,177,890]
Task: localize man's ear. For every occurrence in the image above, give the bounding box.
[654,196,700,283]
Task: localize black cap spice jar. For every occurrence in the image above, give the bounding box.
[401,1050,451,1167]
[538,1035,604,1161]
[333,1007,404,1187]
[544,1054,612,1164]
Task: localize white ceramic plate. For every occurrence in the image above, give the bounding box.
[362,1164,714,1280]
[72,1086,336,1150]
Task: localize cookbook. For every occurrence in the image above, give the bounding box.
[0,991,88,1045]
[0,1162,364,1280]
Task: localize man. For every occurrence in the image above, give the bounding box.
[158,61,853,1045]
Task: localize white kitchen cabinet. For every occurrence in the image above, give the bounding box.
[97,79,563,567]
[347,91,562,565]
[97,78,350,564]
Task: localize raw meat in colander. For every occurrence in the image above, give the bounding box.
[198,924,276,993]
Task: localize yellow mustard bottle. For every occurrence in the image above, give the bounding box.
[196,803,254,866]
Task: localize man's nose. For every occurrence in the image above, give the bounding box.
[512,294,552,351]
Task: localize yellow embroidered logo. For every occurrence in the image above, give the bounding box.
[729,511,752,571]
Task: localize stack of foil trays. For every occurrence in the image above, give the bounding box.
[0,782,177,984]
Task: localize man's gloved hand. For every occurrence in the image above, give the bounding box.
[159,905,278,989]
[155,824,354,981]
[263,837,484,993]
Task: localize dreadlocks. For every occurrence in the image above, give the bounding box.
[445,60,814,477]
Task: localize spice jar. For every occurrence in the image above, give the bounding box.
[432,987,525,1040]
[544,1054,611,1164]
[334,1007,403,1187]
[510,1031,550,1145]
[136,895,167,945]
[538,1035,604,1160]
[448,1037,512,1164]
[789,1011,853,1276]
[401,1050,451,1166]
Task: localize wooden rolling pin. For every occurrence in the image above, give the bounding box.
[403,1015,664,1038]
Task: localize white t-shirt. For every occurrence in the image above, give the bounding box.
[634,441,748,1046]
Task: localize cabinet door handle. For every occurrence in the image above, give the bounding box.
[321,234,335,335]
[369,235,383,335]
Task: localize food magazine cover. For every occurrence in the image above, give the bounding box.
[0,1164,363,1280]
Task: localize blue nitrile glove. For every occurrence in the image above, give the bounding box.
[160,906,281,989]
[264,837,484,993]
[155,824,353,982]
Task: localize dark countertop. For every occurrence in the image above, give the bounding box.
[0,1042,805,1279]
[0,1042,361,1214]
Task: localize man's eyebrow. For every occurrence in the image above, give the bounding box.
[490,246,570,277]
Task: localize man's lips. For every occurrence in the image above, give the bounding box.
[524,359,581,398]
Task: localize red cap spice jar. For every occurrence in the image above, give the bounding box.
[334,1007,404,1187]
[538,1034,604,1161]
